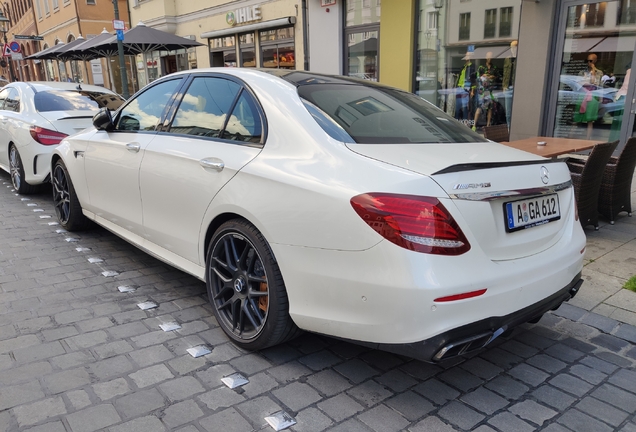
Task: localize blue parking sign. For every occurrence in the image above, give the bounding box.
[116,30,124,41]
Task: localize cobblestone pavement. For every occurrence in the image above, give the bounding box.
[1,170,635,432]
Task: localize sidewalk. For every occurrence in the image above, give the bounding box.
[554,169,636,350]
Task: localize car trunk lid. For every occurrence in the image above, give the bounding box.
[37,110,97,135]
[346,142,576,260]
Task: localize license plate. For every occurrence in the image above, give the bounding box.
[504,194,560,232]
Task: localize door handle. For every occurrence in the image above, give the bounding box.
[126,143,141,153]
[199,158,225,171]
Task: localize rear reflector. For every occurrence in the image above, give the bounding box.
[30,126,68,146]
[434,289,487,302]
[350,193,471,255]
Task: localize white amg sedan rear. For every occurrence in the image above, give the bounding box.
[51,69,585,361]
[0,81,124,194]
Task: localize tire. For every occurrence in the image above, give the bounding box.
[52,159,90,231]
[9,145,38,194]
[206,219,301,350]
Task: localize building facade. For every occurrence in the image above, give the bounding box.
[1,0,43,82]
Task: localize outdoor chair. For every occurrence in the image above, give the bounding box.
[570,138,636,224]
[482,124,509,142]
[566,140,619,230]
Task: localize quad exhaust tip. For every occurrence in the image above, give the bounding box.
[433,329,503,361]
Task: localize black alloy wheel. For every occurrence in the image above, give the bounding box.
[206,220,299,350]
[52,159,89,231]
[9,145,37,194]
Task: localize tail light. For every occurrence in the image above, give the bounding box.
[350,193,471,255]
[30,126,68,146]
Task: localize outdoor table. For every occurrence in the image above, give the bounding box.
[501,136,601,158]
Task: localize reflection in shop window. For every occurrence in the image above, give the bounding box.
[618,0,636,24]
[568,3,607,28]
[500,7,512,37]
[484,9,496,39]
[459,13,471,40]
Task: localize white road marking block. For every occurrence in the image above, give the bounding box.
[65,238,79,242]
[27,203,37,206]
[137,301,158,310]
[48,222,59,226]
[159,322,181,332]
[55,229,67,234]
[20,197,30,201]
[76,247,90,252]
[102,271,119,277]
[221,373,249,389]
[186,345,211,358]
[88,258,104,263]
[33,209,44,212]
[265,411,296,431]
[117,285,137,293]
[39,215,52,219]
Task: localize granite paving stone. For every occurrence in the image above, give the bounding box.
[576,396,630,427]
[508,400,557,426]
[358,403,410,432]
[114,388,166,419]
[290,407,334,432]
[317,393,365,422]
[160,399,204,429]
[438,401,485,430]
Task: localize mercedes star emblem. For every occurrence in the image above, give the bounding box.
[540,166,550,184]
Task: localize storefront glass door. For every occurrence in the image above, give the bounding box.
[551,0,636,150]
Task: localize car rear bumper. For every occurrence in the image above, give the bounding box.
[368,272,582,362]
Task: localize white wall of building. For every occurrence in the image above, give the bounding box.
[308,0,342,74]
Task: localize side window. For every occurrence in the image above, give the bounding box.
[0,88,9,110]
[170,77,240,138]
[222,90,263,143]
[4,88,21,112]
[115,79,181,131]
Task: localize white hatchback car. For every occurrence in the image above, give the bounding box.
[0,81,124,194]
[51,69,586,362]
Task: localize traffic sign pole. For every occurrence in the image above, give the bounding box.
[113,1,129,99]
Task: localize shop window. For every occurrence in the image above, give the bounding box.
[239,33,255,68]
[260,27,295,69]
[484,9,496,39]
[210,36,236,67]
[459,13,470,40]
[618,0,636,24]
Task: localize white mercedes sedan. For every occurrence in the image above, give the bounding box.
[51,69,586,362]
[0,81,124,194]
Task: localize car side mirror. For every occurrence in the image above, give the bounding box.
[93,107,114,131]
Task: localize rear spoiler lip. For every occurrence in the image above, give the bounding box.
[56,115,94,121]
[432,159,559,175]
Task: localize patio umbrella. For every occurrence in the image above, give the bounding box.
[86,21,203,56]
[85,21,203,85]
[28,42,66,60]
[60,30,119,85]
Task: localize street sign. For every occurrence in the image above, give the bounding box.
[14,35,44,41]
[116,29,124,41]
[9,42,20,53]
[2,44,11,57]
[113,19,125,30]
[11,53,23,60]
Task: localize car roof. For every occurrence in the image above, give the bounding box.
[168,68,393,90]
[10,81,118,94]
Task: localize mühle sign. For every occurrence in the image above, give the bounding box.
[226,5,262,26]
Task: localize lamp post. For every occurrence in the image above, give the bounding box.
[0,9,16,82]
[112,0,129,98]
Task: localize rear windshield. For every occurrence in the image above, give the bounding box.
[298,83,487,144]
[34,90,125,112]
